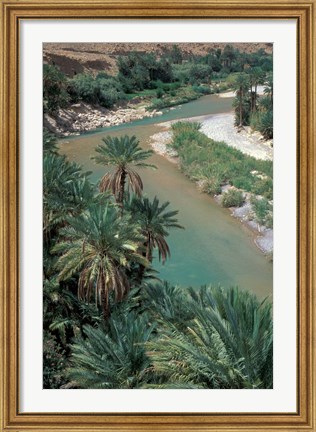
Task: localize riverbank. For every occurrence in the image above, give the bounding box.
[156,112,273,161]
[44,101,163,137]
[43,91,232,138]
[149,112,273,255]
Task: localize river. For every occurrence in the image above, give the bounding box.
[59,94,273,299]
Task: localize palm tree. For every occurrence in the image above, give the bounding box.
[43,128,59,155]
[91,135,156,208]
[233,73,250,127]
[66,312,154,389]
[264,72,273,105]
[53,203,148,318]
[249,67,265,112]
[146,286,273,389]
[43,153,93,236]
[127,195,184,264]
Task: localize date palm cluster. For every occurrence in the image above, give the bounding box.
[43,129,272,391]
[45,132,182,319]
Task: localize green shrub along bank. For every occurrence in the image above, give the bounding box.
[170,122,273,200]
[222,189,244,208]
[43,129,273,389]
[43,44,272,115]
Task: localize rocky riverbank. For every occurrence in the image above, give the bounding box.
[149,113,273,255]
[44,102,163,137]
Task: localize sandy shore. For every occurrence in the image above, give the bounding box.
[157,112,273,161]
[219,85,266,99]
[200,113,273,161]
[149,112,273,255]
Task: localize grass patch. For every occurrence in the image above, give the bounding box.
[170,122,273,199]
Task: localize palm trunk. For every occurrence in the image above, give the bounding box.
[101,288,110,320]
[118,169,126,215]
[137,237,152,283]
[239,88,243,126]
[254,83,257,112]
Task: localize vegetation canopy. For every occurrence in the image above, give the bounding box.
[42,43,273,391]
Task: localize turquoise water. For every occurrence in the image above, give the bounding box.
[60,94,272,298]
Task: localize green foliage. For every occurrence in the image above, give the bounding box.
[222,188,244,208]
[146,286,273,389]
[53,203,147,318]
[144,282,195,331]
[43,47,273,115]
[257,110,273,139]
[232,73,251,126]
[126,195,184,263]
[250,109,273,140]
[91,135,156,204]
[250,196,273,227]
[70,74,125,108]
[252,177,273,199]
[43,331,67,388]
[169,122,273,198]
[230,67,273,139]
[117,51,173,92]
[42,45,274,390]
[61,283,273,390]
[200,177,222,196]
[43,64,69,113]
[43,153,94,236]
[192,85,212,95]
[66,312,154,389]
[43,128,58,155]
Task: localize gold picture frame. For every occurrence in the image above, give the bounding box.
[0,0,315,430]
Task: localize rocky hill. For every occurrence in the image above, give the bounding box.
[43,42,272,77]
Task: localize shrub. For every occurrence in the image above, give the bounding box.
[250,196,272,226]
[258,110,273,139]
[201,177,222,196]
[70,74,124,108]
[43,331,67,389]
[43,64,69,113]
[156,87,164,98]
[250,107,273,140]
[231,176,253,191]
[222,188,244,207]
[192,85,211,95]
[252,177,273,199]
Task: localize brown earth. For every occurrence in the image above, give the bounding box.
[43,42,272,77]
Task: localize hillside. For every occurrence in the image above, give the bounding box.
[43,42,272,77]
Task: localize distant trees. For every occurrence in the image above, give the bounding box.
[232,70,273,139]
[233,73,251,127]
[249,67,265,112]
[117,51,173,92]
[43,64,69,113]
[43,45,273,114]
[70,74,125,108]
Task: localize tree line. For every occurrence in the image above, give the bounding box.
[43,44,273,114]
[233,70,273,139]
